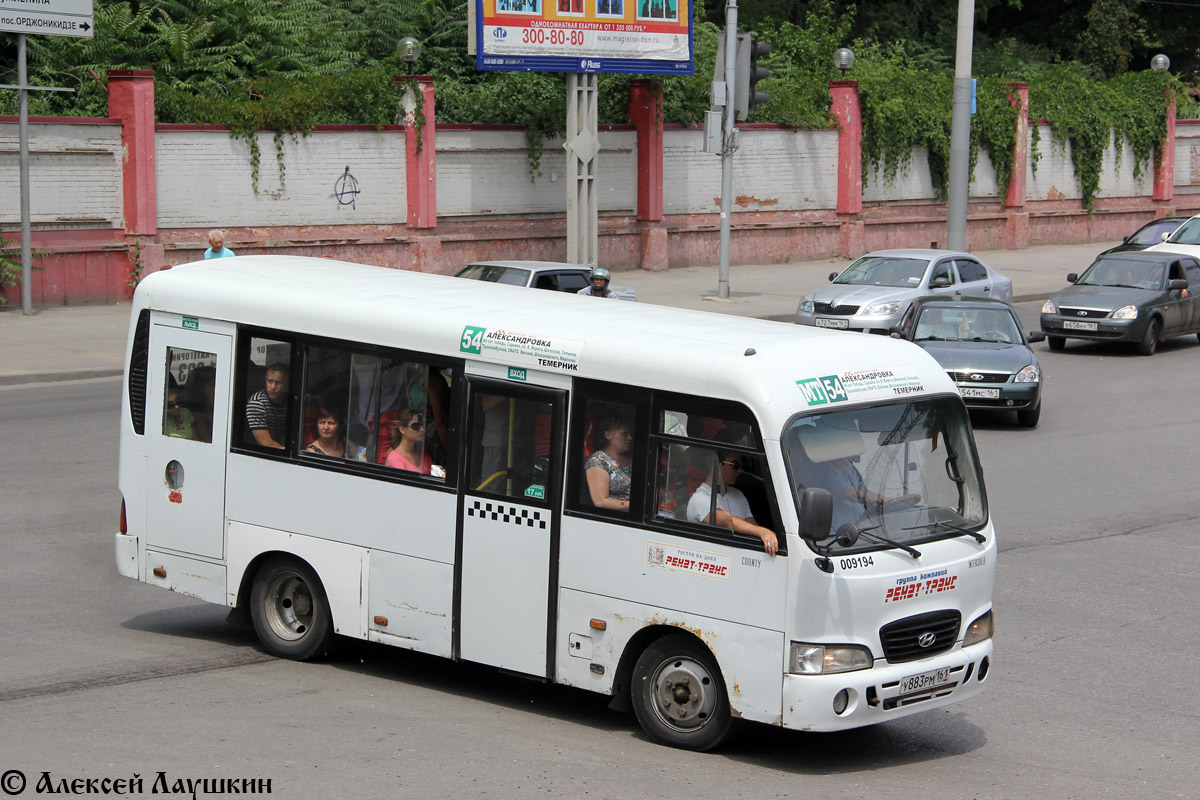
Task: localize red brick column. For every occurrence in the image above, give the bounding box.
[107,70,157,236]
[1153,93,1176,202]
[628,79,664,222]
[1005,83,1029,208]
[397,76,437,229]
[830,81,862,215]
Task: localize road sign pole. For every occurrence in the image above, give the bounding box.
[717,0,738,300]
[18,33,33,316]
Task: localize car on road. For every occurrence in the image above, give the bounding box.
[894,296,1045,427]
[455,260,637,301]
[795,249,1014,334]
[1040,251,1200,355]
[1099,216,1187,255]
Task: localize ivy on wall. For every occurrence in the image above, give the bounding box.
[1028,65,1186,208]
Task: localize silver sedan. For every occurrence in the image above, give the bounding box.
[795,249,1014,334]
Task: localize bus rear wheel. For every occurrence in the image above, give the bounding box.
[631,634,734,751]
[250,556,334,661]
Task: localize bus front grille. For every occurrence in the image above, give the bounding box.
[879,610,961,663]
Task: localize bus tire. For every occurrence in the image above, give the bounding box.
[250,556,335,661]
[631,634,734,751]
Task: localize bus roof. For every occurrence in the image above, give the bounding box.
[134,256,958,436]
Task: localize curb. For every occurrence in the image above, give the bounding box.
[0,369,124,387]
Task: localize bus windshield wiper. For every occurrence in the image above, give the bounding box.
[903,519,985,543]
[854,524,922,559]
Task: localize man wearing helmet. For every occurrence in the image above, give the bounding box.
[577,266,619,298]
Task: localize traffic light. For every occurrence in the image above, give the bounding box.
[734,33,771,122]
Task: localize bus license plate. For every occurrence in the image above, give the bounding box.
[961,387,1000,399]
[899,667,951,695]
[1063,320,1098,331]
[815,317,849,329]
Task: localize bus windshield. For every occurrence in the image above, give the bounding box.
[785,397,986,554]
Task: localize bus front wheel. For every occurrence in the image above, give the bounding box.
[250,556,335,661]
[631,634,734,751]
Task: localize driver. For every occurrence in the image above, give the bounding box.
[792,425,920,535]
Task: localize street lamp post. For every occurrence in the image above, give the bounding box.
[399,37,422,74]
[834,47,855,76]
[1151,54,1170,72]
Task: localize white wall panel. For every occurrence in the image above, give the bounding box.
[435,128,635,217]
[0,122,122,228]
[156,129,407,228]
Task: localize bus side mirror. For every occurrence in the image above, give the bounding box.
[798,488,833,543]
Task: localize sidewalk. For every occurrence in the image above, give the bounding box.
[0,240,1114,385]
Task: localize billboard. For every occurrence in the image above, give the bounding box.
[475,0,693,75]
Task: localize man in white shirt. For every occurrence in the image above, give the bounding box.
[687,448,778,556]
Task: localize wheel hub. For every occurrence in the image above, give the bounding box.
[653,658,716,731]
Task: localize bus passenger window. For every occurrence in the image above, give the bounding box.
[581,399,635,512]
[242,337,291,450]
[163,346,216,443]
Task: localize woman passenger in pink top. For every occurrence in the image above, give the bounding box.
[385,408,433,475]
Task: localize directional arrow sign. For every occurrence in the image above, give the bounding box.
[0,0,95,39]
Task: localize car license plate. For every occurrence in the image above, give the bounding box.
[1062,320,1098,331]
[899,667,951,695]
[961,387,1000,399]
[814,317,849,329]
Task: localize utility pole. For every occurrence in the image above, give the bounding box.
[946,0,975,252]
[717,0,739,299]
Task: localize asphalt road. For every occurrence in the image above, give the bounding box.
[0,307,1196,799]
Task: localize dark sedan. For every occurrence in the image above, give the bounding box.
[894,296,1045,427]
[1040,252,1200,355]
[1099,217,1187,255]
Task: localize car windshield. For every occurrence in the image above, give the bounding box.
[456,264,532,286]
[1130,220,1182,245]
[1076,257,1164,290]
[1165,218,1200,245]
[913,306,1023,343]
[785,397,986,554]
[833,257,929,288]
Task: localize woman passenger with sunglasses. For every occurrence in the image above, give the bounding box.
[385,407,434,475]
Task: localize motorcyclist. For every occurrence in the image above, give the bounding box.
[577,266,618,298]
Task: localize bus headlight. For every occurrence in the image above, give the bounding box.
[789,642,873,674]
[962,610,995,647]
[1112,305,1138,320]
[864,301,901,316]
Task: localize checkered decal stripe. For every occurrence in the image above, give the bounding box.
[467,500,547,529]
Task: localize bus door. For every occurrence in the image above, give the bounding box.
[458,375,566,677]
[145,316,234,560]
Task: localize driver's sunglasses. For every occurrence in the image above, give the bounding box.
[407,420,425,431]
[721,459,743,470]
[166,400,181,408]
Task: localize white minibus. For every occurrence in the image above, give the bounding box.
[115,255,996,750]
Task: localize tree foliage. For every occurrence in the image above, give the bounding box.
[1,0,1192,203]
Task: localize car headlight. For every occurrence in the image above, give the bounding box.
[1014,364,1040,383]
[800,299,814,314]
[864,301,901,316]
[1112,305,1138,320]
[962,610,995,647]
[1041,300,1056,314]
[789,642,873,675]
